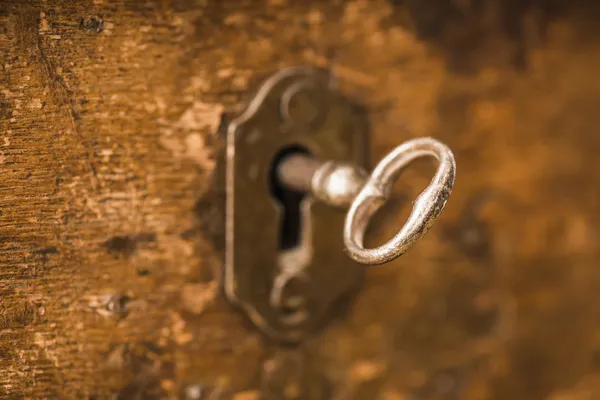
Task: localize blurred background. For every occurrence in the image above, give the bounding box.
[2,0,600,399]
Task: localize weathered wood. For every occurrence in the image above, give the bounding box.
[1,0,600,398]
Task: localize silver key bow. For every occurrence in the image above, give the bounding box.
[277,137,456,265]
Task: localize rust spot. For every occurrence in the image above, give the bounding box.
[0,99,12,119]
[32,245,59,263]
[0,302,35,329]
[79,14,104,33]
[33,245,58,255]
[103,232,156,258]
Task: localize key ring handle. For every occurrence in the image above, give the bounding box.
[344,137,456,265]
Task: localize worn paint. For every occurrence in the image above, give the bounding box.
[1,0,600,398]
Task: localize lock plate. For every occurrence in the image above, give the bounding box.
[225,67,369,342]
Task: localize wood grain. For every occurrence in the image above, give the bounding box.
[1,0,600,398]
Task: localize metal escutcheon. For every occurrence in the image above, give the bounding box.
[225,67,369,342]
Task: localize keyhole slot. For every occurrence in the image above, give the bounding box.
[269,146,312,251]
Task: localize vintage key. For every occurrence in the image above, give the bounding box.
[224,66,456,342]
[277,136,456,265]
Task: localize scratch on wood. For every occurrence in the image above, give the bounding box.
[34,10,99,188]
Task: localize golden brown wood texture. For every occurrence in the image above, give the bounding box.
[1,0,600,399]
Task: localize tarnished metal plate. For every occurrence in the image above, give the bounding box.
[225,67,369,342]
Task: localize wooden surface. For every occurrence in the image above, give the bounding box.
[1,0,600,398]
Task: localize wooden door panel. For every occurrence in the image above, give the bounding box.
[1,1,599,399]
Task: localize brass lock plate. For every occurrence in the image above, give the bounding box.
[225,67,369,342]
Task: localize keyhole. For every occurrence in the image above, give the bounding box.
[269,146,311,251]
